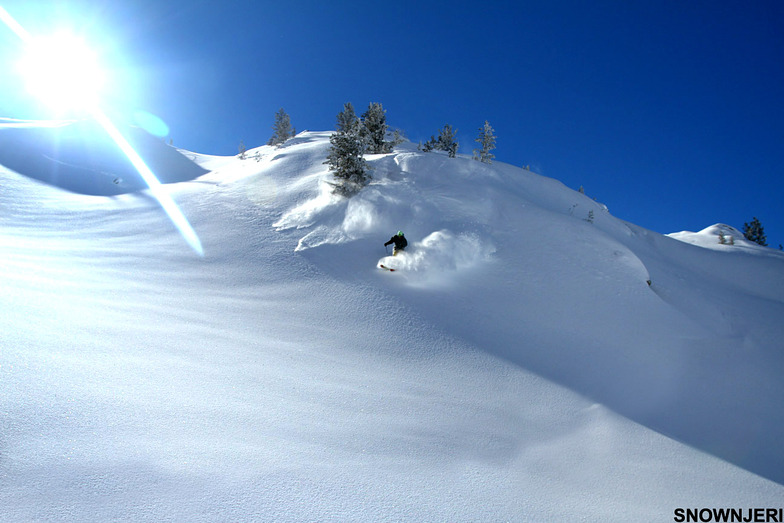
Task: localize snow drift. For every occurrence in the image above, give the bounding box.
[1,122,782,521]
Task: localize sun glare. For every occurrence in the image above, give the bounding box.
[18,33,104,114]
[0,6,204,256]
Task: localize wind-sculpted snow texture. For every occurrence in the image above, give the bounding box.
[1,127,782,521]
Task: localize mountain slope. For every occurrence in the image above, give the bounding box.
[1,124,782,521]
[268,133,784,483]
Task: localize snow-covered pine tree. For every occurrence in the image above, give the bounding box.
[238,140,247,160]
[422,124,459,158]
[360,102,389,154]
[438,124,459,158]
[472,120,496,164]
[267,108,294,146]
[743,217,768,246]
[335,102,360,134]
[325,103,369,196]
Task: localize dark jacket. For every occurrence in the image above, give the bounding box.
[384,234,407,250]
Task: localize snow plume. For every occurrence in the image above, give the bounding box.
[276,177,406,251]
[274,183,341,232]
[379,230,495,277]
[274,185,368,251]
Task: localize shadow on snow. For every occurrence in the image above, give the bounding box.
[0,119,207,196]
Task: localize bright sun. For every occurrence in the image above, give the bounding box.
[0,6,203,255]
[18,32,105,114]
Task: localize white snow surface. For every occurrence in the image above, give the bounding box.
[667,223,769,252]
[1,124,783,521]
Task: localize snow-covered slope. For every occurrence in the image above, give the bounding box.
[668,223,772,252]
[2,124,783,521]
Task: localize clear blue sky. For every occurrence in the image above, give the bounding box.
[2,0,783,246]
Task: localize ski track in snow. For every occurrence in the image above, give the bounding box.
[1,126,783,521]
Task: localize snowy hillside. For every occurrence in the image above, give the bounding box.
[668,223,773,253]
[2,122,783,521]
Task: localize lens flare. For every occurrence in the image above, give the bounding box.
[0,7,204,256]
[0,6,30,42]
[92,110,204,256]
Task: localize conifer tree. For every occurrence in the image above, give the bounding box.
[422,124,459,158]
[743,217,768,246]
[438,124,458,158]
[325,103,369,196]
[267,108,295,146]
[472,120,496,164]
[360,102,389,154]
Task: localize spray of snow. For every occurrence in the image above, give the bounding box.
[378,230,495,276]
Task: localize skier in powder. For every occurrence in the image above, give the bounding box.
[384,231,408,255]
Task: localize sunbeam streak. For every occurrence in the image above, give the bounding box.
[0,6,31,42]
[92,110,204,256]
